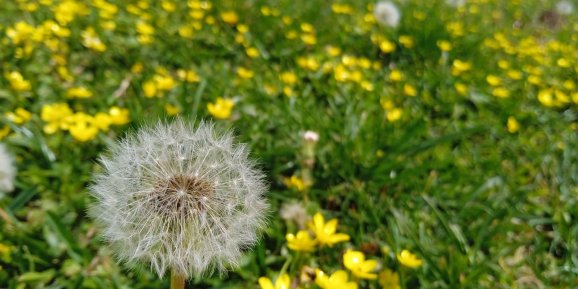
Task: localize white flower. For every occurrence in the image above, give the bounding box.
[303,131,319,143]
[280,201,308,229]
[0,144,15,192]
[374,1,401,28]
[556,0,574,15]
[89,120,269,279]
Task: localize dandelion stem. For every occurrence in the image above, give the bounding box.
[170,271,185,289]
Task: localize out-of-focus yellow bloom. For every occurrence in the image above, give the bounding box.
[280,72,298,85]
[5,108,32,124]
[301,33,317,45]
[389,70,404,82]
[451,60,471,76]
[437,40,452,51]
[108,106,130,125]
[93,112,112,131]
[507,70,522,80]
[136,21,155,35]
[507,117,519,133]
[177,69,200,83]
[246,47,259,58]
[343,250,378,279]
[492,87,510,98]
[308,213,350,247]
[153,74,177,91]
[399,35,414,48]
[54,1,86,25]
[0,126,10,139]
[397,250,423,268]
[386,108,402,122]
[297,57,320,71]
[68,113,99,142]
[486,75,501,86]
[331,4,354,15]
[81,28,106,52]
[207,97,234,119]
[220,11,239,25]
[66,87,93,98]
[284,175,307,191]
[379,40,396,53]
[164,104,180,116]
[237,67,254,79]
[7,71,31,91]
[404,83,417,96]
[143,81,157,98]
[0,244,12,262]
[6,22,35,45]
[454,83,468,96]
[326,46,341,56]
[315,269,358,289]
[41,103,73,133]
[258,274,291,289]
[286,230,317,252]
[378,269,401,289]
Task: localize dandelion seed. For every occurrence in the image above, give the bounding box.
[0,144,16,192]
[89,120,269,280]
[374,1,401,28]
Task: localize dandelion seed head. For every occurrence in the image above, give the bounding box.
[374,1,401,28]
[556,0,574,15]
[89,120,269,279]
[0,144,16,192]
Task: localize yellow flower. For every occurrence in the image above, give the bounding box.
[164,104,180,116]
[237,67,254,79]
[207,97,234,119]
[315,269,358,289]
[286,230,317,252]
[66,86,93,98]
[5,108,32,124]
[221,11,239,25]
[94,112,112,132]
[451,60,471,76]
[280,72,298,85]
[396,250,423,268]
[41,103,73,133]
[7,71,31,91]
[258,274,291,289]
[246,47,260,58]
[68,113,99,142]
[386,108,403,122]
[81,28,106,52]
[486,75,501,86]
[308,213,350,247]
[301,33,317,45]
[283,175,307,191]
[389,70,404,82]
[454,83,468,96]
[143,80,157,98]
[378,269,401,289]
[492,87,510,98]
[177,69,200,83]
[343,250,378,279]
[507,117,519,133]
[0,243,12,262]
[0,126,10,139]
[403,83,417,96]
[437,40,452,52]
[379,40,396,53]
[136,21,155,35]
[399,36,414,48]
[108,106,130,125]
[154,74,177,91]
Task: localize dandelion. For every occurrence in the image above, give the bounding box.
[374,1,401,28]
[0,144,16,192]
[556,1,574,15]
[89,120,269,284]
[280,201,309,229]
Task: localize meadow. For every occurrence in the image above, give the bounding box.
[0,0,577,288]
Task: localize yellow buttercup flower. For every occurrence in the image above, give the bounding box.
[258,274,291,289]
[7,71,31,91]
[67,113,99,142]
[396,250,423,268]
[286,230,316,252]
[66,86,93,98]
[108,106,130,125]
[5,108,32,124]
[378,269,401,289]
[283,175,308,191]
[207,97,234,119]
[308,213,350,247]
[237,67,254,79]
[315,269,358,289]
[343,250,378,279]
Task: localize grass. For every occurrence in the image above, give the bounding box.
[0,0,577,288]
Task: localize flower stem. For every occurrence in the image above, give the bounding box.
[171,271,185,289]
